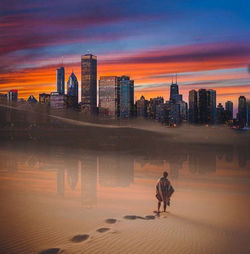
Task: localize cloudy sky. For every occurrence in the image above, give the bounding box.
[0,0,249,109]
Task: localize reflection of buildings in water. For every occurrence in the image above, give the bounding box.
[57,168,65,196]
[0,155,18,172]
[188,147,216,174]
[81,154,98,207]
[237,145,249,168]
[98,154,134,187]
[168,153,187,179]
[38,147,66,195]
[66,159,79,190]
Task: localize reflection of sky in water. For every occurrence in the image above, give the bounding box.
[0,142,249,208]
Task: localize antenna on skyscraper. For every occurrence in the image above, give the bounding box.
[61,56,64,66]
[176,73,177,84]
[171,75,173,84]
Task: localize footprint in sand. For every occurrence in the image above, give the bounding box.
[38,248,60,254]
[105,218,117,224]
[71,234,89,243]
[145,215,155,220]
[124,215,155,220]
[97,227,110,233]
[124,215,137,220]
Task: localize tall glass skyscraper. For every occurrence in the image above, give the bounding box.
[120,76,134,118]
[67,72,78,98]
[56,66,65,95]
[81,54,97,114]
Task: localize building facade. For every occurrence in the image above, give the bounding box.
[170,82,182,103]
[120,76,134,118]
[189,90,198,124]
[0,93,7,104]
[56,66,65,95]
[7,90,18,103]
[225,101,233,120]
[67,72,79,108]
[136,96,149,118]
[238,96,247,128]
[39,93,50,104]
[206,89,216,124]
[81,54,97,114]
[99,76,120,118]
[50,92,67,109]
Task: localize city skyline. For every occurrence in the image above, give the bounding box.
[0,0,249,111]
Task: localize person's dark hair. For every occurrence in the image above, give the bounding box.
[163,171,168,177]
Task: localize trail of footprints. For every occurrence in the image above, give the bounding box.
[39,214,157,254]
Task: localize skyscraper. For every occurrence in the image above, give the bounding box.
[170,81,182,103]
[136,96,148,118]
[67,72,79,108]
[238,96,247,128]
[81,54,97,114]
[56,66,65,95]
[120,76,134,118]
[99,76,120,118]
[216,103,225,124]
[198,89,208,124]
[67,72,78,98]
[189,90,198,124]
[207,89,216,124]
[225,101,233,120]
[247,100,250,126]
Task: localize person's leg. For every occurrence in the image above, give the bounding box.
[163,201,167,212]
[158,201,161,212]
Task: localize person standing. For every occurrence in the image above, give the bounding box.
[156,171,174,213]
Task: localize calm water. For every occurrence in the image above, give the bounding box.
[0,106,250,253]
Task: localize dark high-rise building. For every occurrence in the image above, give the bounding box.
[170,102,181,125]
[81,54,97,114]
[120,76,134,118]
[207,89,216,124]
[136,96,149,117]
[56,66,65,95]
[198,89,208,124]
[7,90,18,103]
[99,76,120,118]
[238,96,247,128]
[216,103,225,124]
[189,90,198,124]
[178,100,188,121]
[148,97,164,119]
[247,100,250,126]
[225,101,233,120]
[170,82,182,103]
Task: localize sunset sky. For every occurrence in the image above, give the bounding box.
[0,0,250,110]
